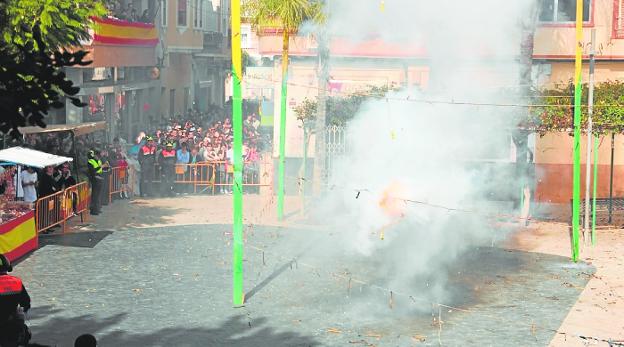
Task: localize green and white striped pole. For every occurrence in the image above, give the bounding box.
[592,134,598,245]
[571,0,584,262]
[231,0,244,307]
[277,31,290,221]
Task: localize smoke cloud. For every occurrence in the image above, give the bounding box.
[307,0,537,308]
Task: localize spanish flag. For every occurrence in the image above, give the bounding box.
[92,17,159,47]
[0,211,38,262]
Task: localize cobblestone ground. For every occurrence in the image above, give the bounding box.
[15,225,593,346]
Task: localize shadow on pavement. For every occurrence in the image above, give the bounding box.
[72,200,189,230]
[28,306,319,347]
[38,230,113,249]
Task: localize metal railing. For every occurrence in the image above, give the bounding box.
[35,190,65,233]
[108,166,133,203]
[325,125,349,183]
[130,158,271,196]
[35,182,91,234]
[64,182,90,219]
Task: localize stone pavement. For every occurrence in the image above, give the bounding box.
[15,224,593,346]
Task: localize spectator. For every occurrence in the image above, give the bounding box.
[140,9,151,22]
[130,8,139,22]
[176,143,190,193]
[159,142,176,197]
[20,167,37,203]
[38,166,60,234]
[189,147,201,164]
[115,153,130,199]
[99,149,111,207]
[57,163,76,190]
[38,166,58,198]
[74,334,97,347]
[176,143,190,166]
[87,150,104,216]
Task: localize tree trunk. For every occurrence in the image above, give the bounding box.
[313,29,329,195]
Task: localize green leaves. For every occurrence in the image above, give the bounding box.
[0,0,104,137]
[294,85,399,126]
[294,98,318,126]
[3,0,105,49]
[530,81,624,135]
[244,0,324,34]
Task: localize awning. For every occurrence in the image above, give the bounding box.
[19,121,106,137]
[0,147,73,168]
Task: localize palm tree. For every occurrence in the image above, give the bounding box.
[245,0,323,220]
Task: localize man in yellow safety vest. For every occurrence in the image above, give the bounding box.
[87,150,103,215]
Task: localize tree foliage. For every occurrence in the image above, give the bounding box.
[529,80,624,135]
[294,84,400,127]
[0,0,105,137]
[243,0,324,33]
[3,0,105,50]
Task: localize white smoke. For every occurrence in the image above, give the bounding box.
[309,0,537,305]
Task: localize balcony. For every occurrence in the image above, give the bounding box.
[202,31,228,56]
[82,17,158,68]
[203,32,223,49]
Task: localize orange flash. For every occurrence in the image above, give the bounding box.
[379,181,406,218]
[377,182,407,240]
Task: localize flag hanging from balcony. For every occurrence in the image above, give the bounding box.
[91,17,158,47]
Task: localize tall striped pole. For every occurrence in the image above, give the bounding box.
[571,0,584,262]
[231,0,244,306]
[592,134,598,245]
[277,30,290,221]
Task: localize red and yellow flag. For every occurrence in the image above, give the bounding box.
[0,211,37,262]
[92,17,158,47]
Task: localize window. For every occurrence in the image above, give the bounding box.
[184,87,190,112]
[241,25,252,49]
[193,0,204,29]
[170,89,175,116]
[177,0,188,27]
[615,0,624,38]
[199,0,203,28]
[539,0,591,22]
[161,0,168,27]
[117,67,125,81]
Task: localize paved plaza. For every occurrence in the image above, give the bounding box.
[15,225,593,346]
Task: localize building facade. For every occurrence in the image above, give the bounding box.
[159,0,230,120]
[60,1,162,143]
[54,0,230,143]
[239,32,430,158]
[532,0,624,203]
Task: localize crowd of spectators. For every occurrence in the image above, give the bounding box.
[131,111,266,166]
[0,162,77,234]
[128,109,267,195]
[105,1,153,23]
[3,105,269,202]
[0,163,77,203]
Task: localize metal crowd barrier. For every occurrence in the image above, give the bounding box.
[141,160,270,195]
[35,181,91,234]
[108,166,133,203]
[35,190,65,233]
[173,162,216,194]
[63,182,90,219]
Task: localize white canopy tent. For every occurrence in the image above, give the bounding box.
[0,147,73,200]
[0,147,73,168]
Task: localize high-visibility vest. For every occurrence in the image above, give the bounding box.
[162,149,176,158]
[141,146,156,155]
[0,275,23,295]
[88,159,103,174]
